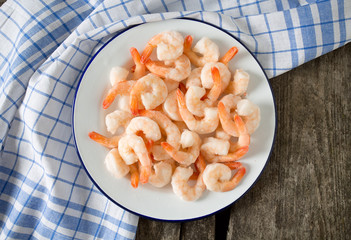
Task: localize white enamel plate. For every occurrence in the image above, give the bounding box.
[73,19,276,221]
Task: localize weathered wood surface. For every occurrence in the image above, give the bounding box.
[1,1,348,238]
[136,43,351,240]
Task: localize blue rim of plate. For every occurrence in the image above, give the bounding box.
[72,17,277,222]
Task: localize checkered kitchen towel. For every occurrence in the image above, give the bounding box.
[0,0,350,239]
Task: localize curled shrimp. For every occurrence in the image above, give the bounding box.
[177,89,219,134]
[218,94,242,137]
[171,155,207,201]
[185,67,202,89]
[185,67,221,117]
[88,131,121,148]
[224,69,249,96]
[149,161,173,188]
[162,89,182,121]
[161,130,201,166]
[104,148,130,179]
[236,99,261,135]
[200,137,230,162]
[210,114,250,162]
[105,110,133,134]
[125,116,162,142]
[145,54,191,82]
[141,31,184,62]
[130,73,168,115]
[183,35,220,67]
[203,162,246,192]
[102,80,135,109]
[118,134,151,183]
[201,62,231,92]
[139,110,181,150]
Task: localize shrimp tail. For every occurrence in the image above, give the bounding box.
[184,35,193,50]
[178,82,187,94]
[130,95,139,116]
[129,163,139,188]
[220,47,238,65]
[161,142,176,157]
[222,165,246,192]
[139,165,150,184]
[207,66,222,101]
[102,85,118,109]
[140,44,154,64]
[88,131,119,148]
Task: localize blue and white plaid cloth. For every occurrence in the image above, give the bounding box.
[0,0,350,239]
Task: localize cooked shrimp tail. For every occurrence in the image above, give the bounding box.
[88,131,120,148]
[129,163,139,188]
[207,66,221,102]
[130,47,145,79]
[140,44,154,64]
[220,47,238,65]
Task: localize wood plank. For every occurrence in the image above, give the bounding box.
[227,43,351,239]
[136,218,181,240]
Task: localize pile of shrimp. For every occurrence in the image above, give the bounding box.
[89,31,261,201]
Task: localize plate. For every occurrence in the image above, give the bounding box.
[72,19,276,221]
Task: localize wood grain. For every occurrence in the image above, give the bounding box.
[137,44,351,240]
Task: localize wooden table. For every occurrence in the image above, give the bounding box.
[1,1,349,239]
[136,43,351,239]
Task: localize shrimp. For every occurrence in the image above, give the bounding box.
[125,116,161,142]
[105,110,133,134]
[109,66,129,86]
[236,99,261,134]
[224,69,249,96]
[88,131,121,148]
[145,54,191,82]
[185,67,221,117]
[177,89,219,134]
[104,148,130,178]
[141,31,184,62]
[139,110,181,150]
[210,114,250,162]
[185,67,202,89]
[201,62,231,92]
[149,161,173,188]
[130,73,168,115]
[200,137,230,162]
[162,90,182,121]
[102,80,136,109]
[118,134,151,183]
[218,94,242,137]
[171,155,206,201]
[183,35,220,67]
[203,162,246,192]
[130,47,146,80]
[219,46,239,65]
[161,130,201,166]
